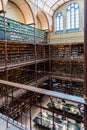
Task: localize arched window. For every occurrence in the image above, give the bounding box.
[66,2,79,31]
[56,13,63,32]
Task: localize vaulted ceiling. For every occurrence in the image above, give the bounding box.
[30,0,70,16]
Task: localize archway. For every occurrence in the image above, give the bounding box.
[5,0,34,24]
[36,11,49,31]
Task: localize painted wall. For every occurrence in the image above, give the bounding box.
[0,0,34,24]
[27,0,51,30]
[0,0,84,36]
[48,31,84,44]
[36,16,42,29]
[49,0,84,44]
[6,2,25,23]
[0,0,49,30]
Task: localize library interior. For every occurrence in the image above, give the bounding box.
[0,0,87,130]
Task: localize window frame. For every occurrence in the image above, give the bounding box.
[56,12,63,33]
[66,2,80,32]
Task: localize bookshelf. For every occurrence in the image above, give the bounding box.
[37,62,48,79]
[0,14,85,127]
[0,41,5,65]
[71,44,84,59]
[45,45,49,58]
[19,43,35,62]
[42,78,84,97]
[50,44,71,59]
[35,44,49,60]
[71,81,84,97]
[50,44,84,77]
[36,44,45,59]
[0,91,31,119]
[7,42,36,63]
[51,60,84,78]
[51,60,71,77]
[50,43,84,97]
[0,41,49,66]
[8,64,36,84]
[71,61,84,78]
[0,16,84,120]
[7,42,20,63]
[0,90,44,119]
[50,43,84,60]
[0,41,84,97]
[0,16,47,43]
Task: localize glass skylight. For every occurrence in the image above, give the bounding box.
[42,0,59,7]
[30,0,70,16]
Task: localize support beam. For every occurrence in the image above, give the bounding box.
[84,0,87,129]
[84,0,87,100]
[0,10,4,13]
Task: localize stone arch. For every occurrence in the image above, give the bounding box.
[36,11,49,31]
[0,0,35,24]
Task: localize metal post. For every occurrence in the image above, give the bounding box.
[40,95,42,126]
[29,92,32,130]
[70,44,72,95]
[1,1,9,129]
[21,111,22,126]
[1,0,8,80]
[52,112,55,130]
[48,29,53,90]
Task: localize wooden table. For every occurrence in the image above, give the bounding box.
[47,101,84,122]
[33,113,80,130]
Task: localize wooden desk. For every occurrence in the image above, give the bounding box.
[47,102,83,122]
[33,113,80,130]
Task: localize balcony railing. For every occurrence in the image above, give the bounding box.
[0,80,85,130]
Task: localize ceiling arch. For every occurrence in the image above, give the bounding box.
[6,0,34,24]
[37,11,49,31]
[30,0,70,16]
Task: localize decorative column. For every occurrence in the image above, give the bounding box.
[84,0,87,129]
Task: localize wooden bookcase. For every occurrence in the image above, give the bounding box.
[8,64,36,84]
[7,42,36,63]
[50,44,71,59]
[19,43,35,62]
[39,77,84,97]
[51,60,71,77]
[0,41,5,65]
[71,61,84,78]
[0,40,84,98]
[50,43,84,97]
[0,41,49,66]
